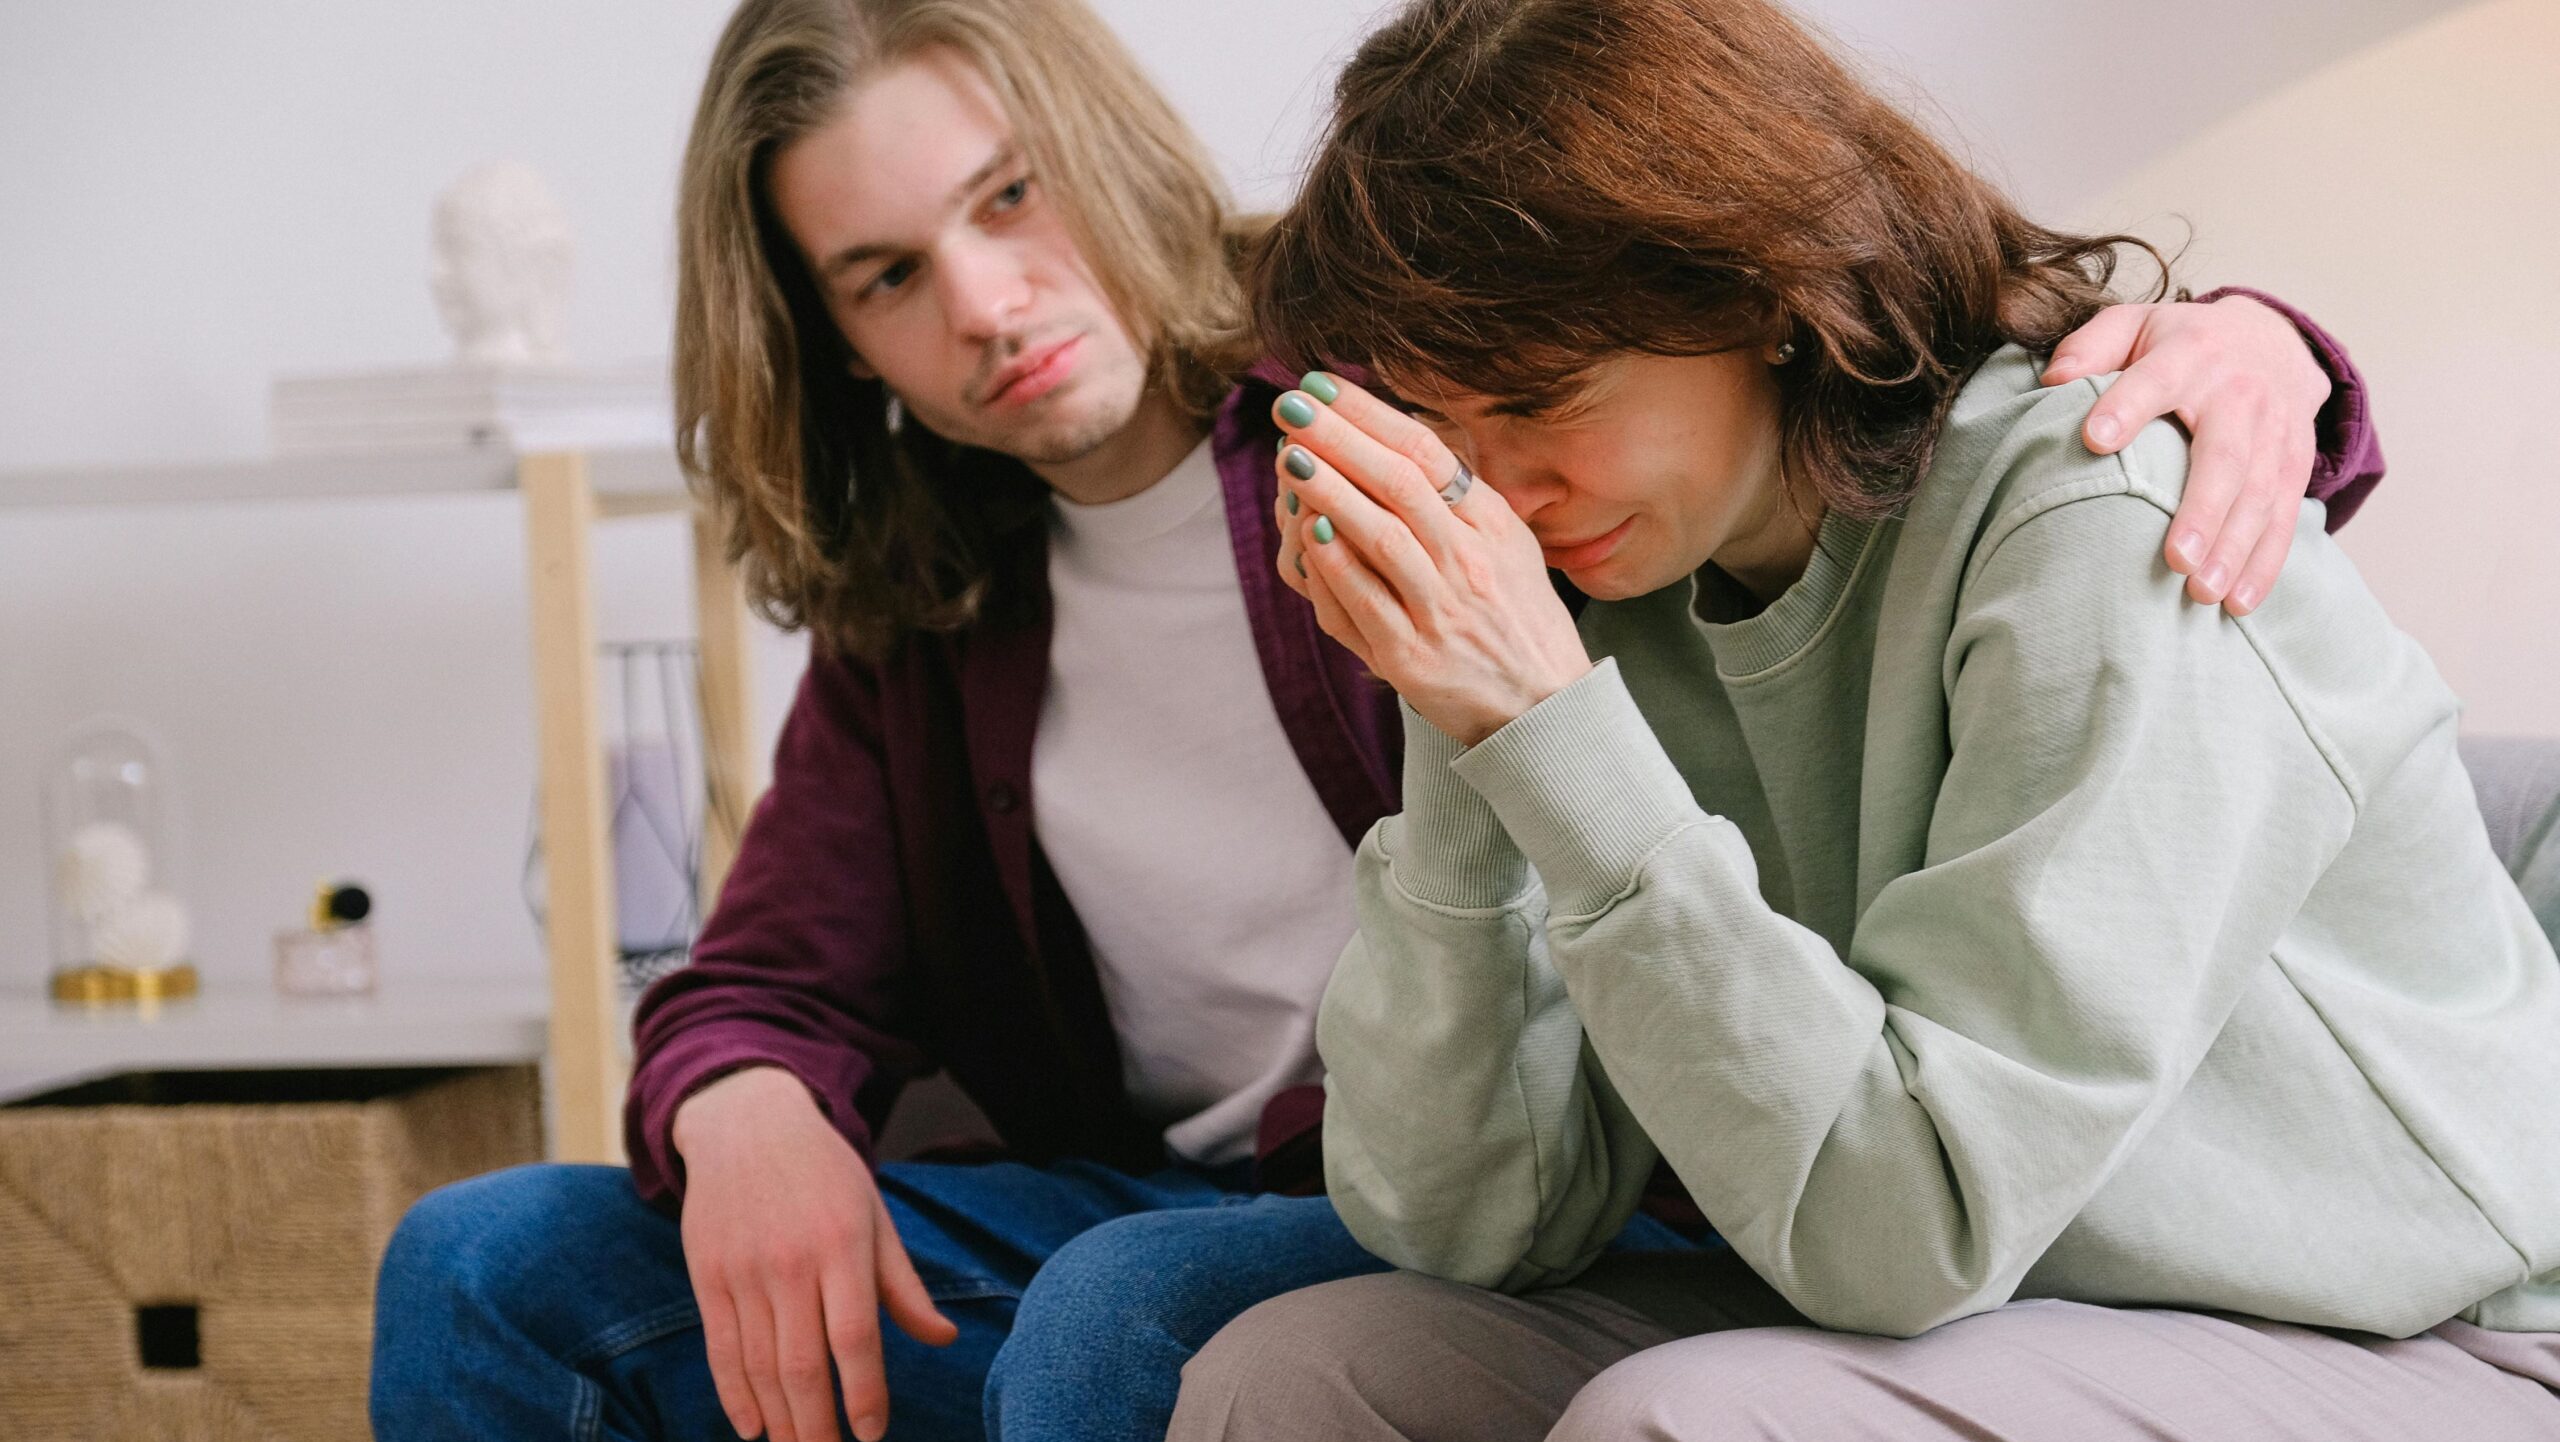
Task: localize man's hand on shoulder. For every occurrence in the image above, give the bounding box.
[673,1066,957,1442]
[2044,293,2334,616]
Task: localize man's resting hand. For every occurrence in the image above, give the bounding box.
[672,1066,958,1442]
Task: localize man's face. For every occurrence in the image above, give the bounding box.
[769,49,1151,467]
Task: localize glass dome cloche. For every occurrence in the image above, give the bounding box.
[43,718,197,1004]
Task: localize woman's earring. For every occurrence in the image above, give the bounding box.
[1773,340,1798,364]
[884,393,906,437]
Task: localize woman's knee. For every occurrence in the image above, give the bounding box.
[1171,1273,1482,1442]
[1548,1329,1867,1442]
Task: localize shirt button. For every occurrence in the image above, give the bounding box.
[986,782,1022,815]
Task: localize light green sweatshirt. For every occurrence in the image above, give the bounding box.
[1317,346,2560,1339]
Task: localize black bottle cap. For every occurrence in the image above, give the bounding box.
[324,884,372,925]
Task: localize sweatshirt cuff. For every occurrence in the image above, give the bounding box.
[1451,659,1707,919]
[1382,699,1532,908]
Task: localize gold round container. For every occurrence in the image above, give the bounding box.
[49,963,200,1006]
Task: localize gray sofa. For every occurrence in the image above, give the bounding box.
[2465,735,2560,947]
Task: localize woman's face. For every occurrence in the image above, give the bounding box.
[1390,348,1807,602]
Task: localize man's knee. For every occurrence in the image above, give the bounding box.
[378,1163,637,1322]
[984,1207,1203,1426]
[1009,1207,1217,1339]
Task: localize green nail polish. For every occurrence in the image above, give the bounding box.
[1295,553,1307,578]
[1283,446,1316,480]
[1285,489,1300,515]
[1312,515,1335,544]
[1300,371,1340,405]
[1277,392,1317,428]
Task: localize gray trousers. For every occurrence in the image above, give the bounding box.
[1168,1247,2560,1441]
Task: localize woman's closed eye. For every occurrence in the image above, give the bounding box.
[1404,408,1479,467]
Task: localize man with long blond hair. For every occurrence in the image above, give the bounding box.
[368,0,2386,1438]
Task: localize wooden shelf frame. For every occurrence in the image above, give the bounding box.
[2,442,766,1163]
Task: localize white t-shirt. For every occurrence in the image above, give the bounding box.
[1032,438,1357,1166]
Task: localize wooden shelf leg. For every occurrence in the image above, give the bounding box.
[691,508,764,914]
[521,452,625,1164]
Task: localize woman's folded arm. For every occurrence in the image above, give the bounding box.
[1317,701,1658,1291]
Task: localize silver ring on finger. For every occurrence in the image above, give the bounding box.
[1438,458,1476,506]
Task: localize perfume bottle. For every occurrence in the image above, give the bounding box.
[274,881,378,997]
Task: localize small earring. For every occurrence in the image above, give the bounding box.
[1773,340,1798,364]
[884,393,906,436]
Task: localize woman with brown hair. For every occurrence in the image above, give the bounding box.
[1163,0,2560,1437]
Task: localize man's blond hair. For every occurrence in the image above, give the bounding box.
[675,0,1252,656]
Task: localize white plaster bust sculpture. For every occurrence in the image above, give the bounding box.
[430,161,574,367]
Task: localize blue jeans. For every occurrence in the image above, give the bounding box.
[371,1159,1698,1442]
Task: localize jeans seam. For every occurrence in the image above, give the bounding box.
[926,1278,1020,1304]
[557,1279,1015,1370]
[570,1372,603,1442]
[564,1297,706,1369]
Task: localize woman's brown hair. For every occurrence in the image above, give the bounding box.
[676,0,1253,657]
[1252,0,2174,519]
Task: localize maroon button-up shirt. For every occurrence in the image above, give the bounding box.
[626,292,2383,1205]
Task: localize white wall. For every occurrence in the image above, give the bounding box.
[1,2,733,997]
[2077,0,2560,737]
[0,0,1402,994]
[0,0,2515,995]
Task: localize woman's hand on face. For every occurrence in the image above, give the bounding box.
[2042,294,2333,616]
[1272,373,1593,746]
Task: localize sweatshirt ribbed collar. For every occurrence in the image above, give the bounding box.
[1691,511,1886,680]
